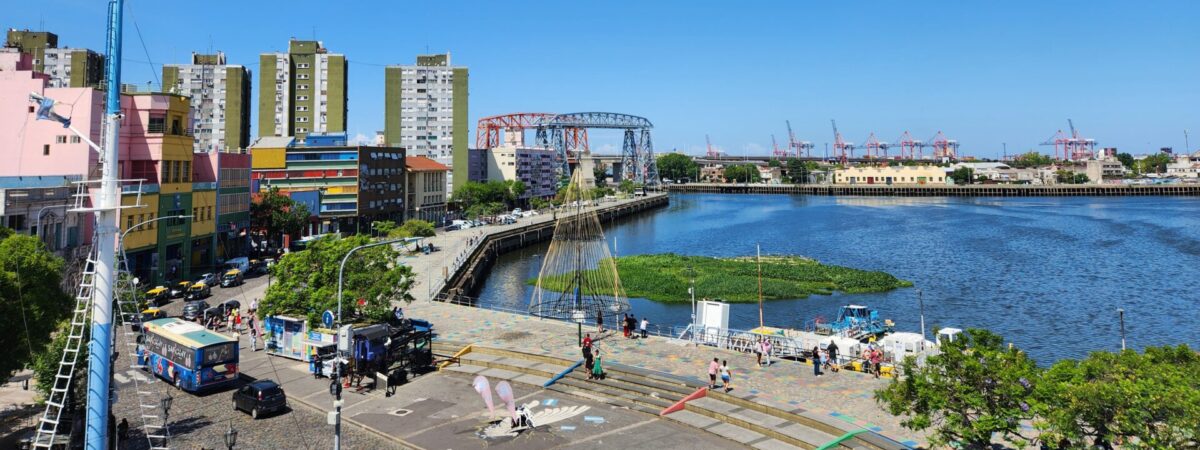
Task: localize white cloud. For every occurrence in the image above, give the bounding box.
[349,133,373,145]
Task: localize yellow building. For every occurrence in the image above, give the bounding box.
[832,165,950,185]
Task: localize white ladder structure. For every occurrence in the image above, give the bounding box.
[113,245,171,449]
[31,253,97,448]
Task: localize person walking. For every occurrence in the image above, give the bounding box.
[762,339,772,366]
[582,344,594,379]
[622,314,631,338]
[812,346,823,377]
[821,347,833,372]
[720,360,732,392]
[755,338,763,366]
[708,358,720,389]
[249,326,258,352]
[234,309,243,334]
[596,311,604,334]
[591,347,604,380]
[640,317,649,339]
[861,347,873,375]
[827,341,840,373]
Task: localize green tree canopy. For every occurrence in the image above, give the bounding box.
[260,234,415,328]
[1034,345,1200,449]
[1010,151,1054,168]
[723,164,762,183]
[453,180,526,213]
[1138,153,1172,175]
[0,227,71,384]
[1055,169,1089,184]
[785,158,818,184]
[876,329,1039,449]
[618,180,636,195]
[950,166,975,184]
[399,220,436,238]
[1116,152,1135,171]
[251,187,311,244]
[371,220,398,237]
[656,153,699,182]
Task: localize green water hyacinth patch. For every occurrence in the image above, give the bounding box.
[529,253,911,303]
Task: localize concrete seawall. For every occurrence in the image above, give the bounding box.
[438,194,669,299]
[666,183,1200,196]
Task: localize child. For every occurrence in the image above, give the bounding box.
[720,360,732,392]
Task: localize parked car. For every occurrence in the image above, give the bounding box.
[232,380,288,419]
[197,273,219,286]
[511,208,523,216]
[144,286,169,307]
[169,281,192,299]
[220,269,244,288]
[224,256,250,273]
[185,282,211,300]
[248,259,267,276]
[182,300,210,321]
[130,308,167,331]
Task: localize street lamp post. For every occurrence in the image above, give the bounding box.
[687,266,696,343]
[918,288,926,344]
[333,237,409,450]
[223,423,237,450]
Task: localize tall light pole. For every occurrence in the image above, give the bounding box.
[917,288,926,345]
[333,237,408,450]
[687,266,696,342]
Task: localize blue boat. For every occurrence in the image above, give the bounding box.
[816,305,894,340]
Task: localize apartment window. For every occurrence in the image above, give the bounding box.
[297,74,309,80]
[148,116,166,133]
[43,144,50,155]
[182,161,191,182]
[297,63,310,69]
[126,215,134,230]
[297,95,309,101]
[55,135,67,144]
[70,135,81,144]
[297,84,309,90]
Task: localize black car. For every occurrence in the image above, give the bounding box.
[181,300,210,322]
[232,380,287,419]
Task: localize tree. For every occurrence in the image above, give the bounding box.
[876,329,1039,449]
[618,180,636,195]
[950,167,975,184]
[1055,169,1088,184]
[31,319,87,403]
[399,220,436,238]
[1116,152,1135,171]
[593,161,609,185]
[452,180,525,213]
[767,158,781,168]
[1138,153,1172,175]
[1034,346,1200,449]
[723,164,762,183]
[1010,151,1054,168]
[251,187,311,245]
[656,153,698,182]
[0,227,71,384]
[260,234,415,327]
[786,158,816,184]
[371,220,398,237]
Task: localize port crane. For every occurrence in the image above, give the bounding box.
[894,131,926,160]
[831,120,855,165]
[1041,119,1096,161]
[772,134,789,157]
[928,131,959,160]
[863,132,890,159]
[705,134,722,158]
[786,120,814,158]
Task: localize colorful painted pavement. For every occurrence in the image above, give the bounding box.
[404,300,926,448]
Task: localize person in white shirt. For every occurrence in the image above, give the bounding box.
[640,318,649,338]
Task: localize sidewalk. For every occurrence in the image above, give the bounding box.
[401,299,925,447]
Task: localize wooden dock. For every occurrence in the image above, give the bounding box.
[664,183,1200,197]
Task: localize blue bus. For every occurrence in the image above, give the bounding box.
[140,318,239,392]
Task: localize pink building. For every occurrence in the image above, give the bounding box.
[0,49,102,178]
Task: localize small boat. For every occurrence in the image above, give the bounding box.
[815,305,894,340]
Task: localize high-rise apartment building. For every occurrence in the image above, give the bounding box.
[5,29,104,88]
[384,53,468,193]
[162,52,252,152]
[258,39,347,143]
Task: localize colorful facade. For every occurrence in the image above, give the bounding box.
[250,134,405,234]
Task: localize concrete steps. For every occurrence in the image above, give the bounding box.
[432,341,906,450]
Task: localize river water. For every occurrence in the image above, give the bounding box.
[474,193,1200,363]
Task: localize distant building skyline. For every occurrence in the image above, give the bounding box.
[3,2,1198,157]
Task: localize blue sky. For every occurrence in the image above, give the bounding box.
[8,1,1199,158]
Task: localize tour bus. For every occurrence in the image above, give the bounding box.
[140,317,239,392]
